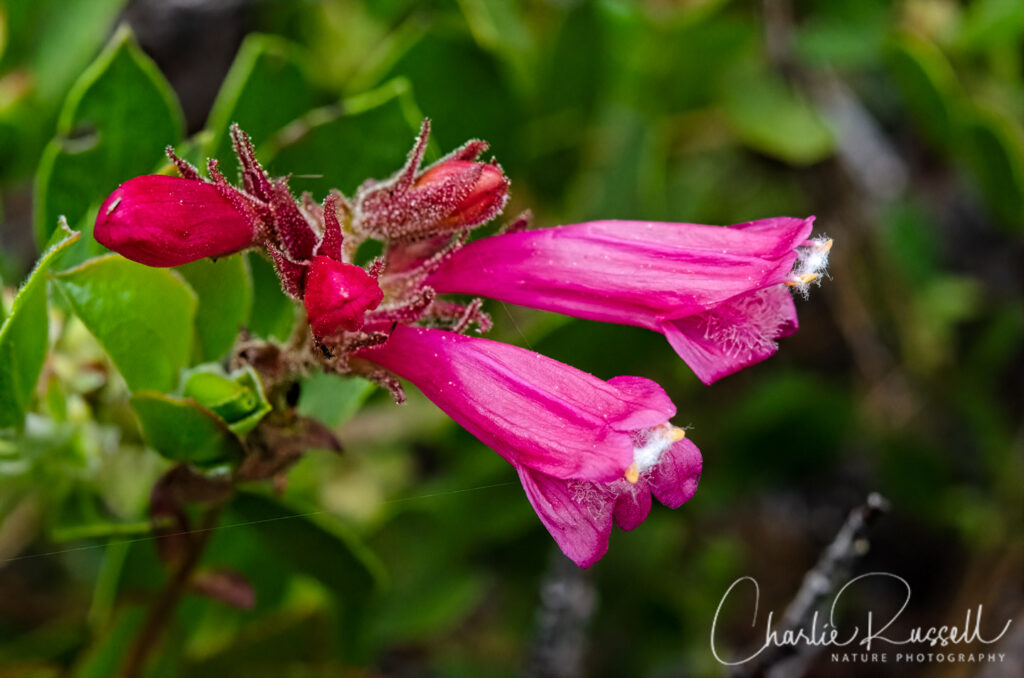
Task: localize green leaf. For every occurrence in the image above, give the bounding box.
[886,33,961,151]
[53,255,197,393]
[956,0,1024,52]
[88,541,130,631]
[297,373,374,428]
[793,1,890,69]
[3,0,124,107]
[176,255,253,363]
[372,571,485,643]
[50,519,154,543]
[131,392,244,466]
[263,77,425,197]
[33,26,183,246]
[183,366,271,436]
[961,106,1024,230]
[245,252,295,341]
[719,65,835,166]
[457,0,535,91]
[0,0,124,182]
[382,31,519,163]
[204,34,320,161]
[230,490,385,601]
[0,223,80,430]
[71,605,147,678]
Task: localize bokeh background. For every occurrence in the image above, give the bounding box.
[0,1,1021,677]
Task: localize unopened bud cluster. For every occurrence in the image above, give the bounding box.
[94,121,510,380]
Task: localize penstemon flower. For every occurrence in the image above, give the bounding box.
[94,119,830,567]
[425,218,832,384]
[357,324,701,567]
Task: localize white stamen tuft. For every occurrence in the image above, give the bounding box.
[628,424,684,481]
[788,237,831,298]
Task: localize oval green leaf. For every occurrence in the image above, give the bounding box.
[263,77,425,197]
[131,392,244,466]
[176,255,253,363]
[0,223,80,430]
[204,34,320,161]
[720,65,835,166]
[53,255,196,393]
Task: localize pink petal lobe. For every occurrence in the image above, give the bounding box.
[613,485,653,531]
[661,286,798,384]
[648,438,702,509]
[518,467,613,569]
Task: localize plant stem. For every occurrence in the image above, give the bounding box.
[120,506,222,678]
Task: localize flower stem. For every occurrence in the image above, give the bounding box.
[120,505,222,678]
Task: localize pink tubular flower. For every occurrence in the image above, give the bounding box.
[426,218,831,384]
[95,175,257,267]
[357,324,702,567]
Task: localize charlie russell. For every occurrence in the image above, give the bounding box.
[711,572,1013,666]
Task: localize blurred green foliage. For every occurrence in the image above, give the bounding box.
[0,1,1021,677]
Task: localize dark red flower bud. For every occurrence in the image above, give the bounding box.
[413,160,509,231]
[95,175,257,267]
[355,121,511,240]
[303,256,384,337]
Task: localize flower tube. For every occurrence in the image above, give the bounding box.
[357,325,702,566]
[426,217,830,384]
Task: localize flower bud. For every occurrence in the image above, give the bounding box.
[95,175,257,267]
[414,160,509,231]
[303,256,384,337]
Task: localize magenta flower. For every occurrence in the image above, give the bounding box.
[95,175,258,267]
[94,118,829,567]
[426,218,831,384]
[357,324,701,567]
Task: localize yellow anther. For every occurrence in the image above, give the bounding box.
[625,463,640,484]
[667,426,686,442]
[820,238,834,252]
[786,273,820,287]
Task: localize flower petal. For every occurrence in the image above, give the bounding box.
[427,217,813,329]
[648,438,702,509]
[359,326,670,481]
[425,217,817,382]
[613,484,653,531]
[606,375,676,431]
[518,467,613,568]
[661,286,798,384]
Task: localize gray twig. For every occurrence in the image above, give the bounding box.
[732,493,890,678]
